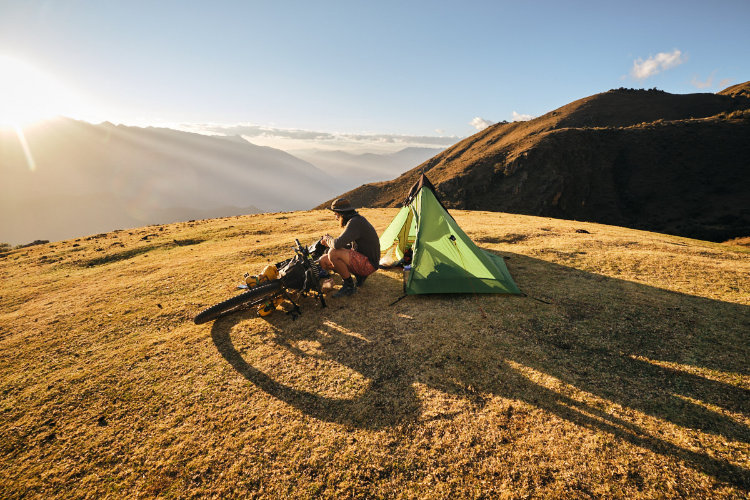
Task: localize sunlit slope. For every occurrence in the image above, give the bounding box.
[322,82,750,242]
[1,210,748,497]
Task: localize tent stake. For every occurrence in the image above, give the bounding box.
[521,292,552,304]
[389,294,408,306]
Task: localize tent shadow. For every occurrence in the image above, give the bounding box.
[210,254,750,489]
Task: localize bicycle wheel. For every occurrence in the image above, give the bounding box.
[194,280,283,324]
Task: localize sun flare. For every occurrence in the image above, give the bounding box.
[0,55,80,127]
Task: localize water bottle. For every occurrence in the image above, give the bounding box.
[403,265,412,292]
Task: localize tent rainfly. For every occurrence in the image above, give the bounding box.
[379,174,521,295]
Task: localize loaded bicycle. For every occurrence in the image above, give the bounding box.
[193,238,328,324]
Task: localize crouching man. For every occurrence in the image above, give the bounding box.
[319,198,380,297]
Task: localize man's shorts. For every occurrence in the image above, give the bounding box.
[346,249,377,277]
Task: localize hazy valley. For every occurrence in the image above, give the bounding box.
[0,119,439,245]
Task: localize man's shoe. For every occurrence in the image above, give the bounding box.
[333,282,357,298]
[354,274,368,287]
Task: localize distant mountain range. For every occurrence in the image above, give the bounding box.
[0,119,443,245]
[322,82,750,242]
[292,147,444,186]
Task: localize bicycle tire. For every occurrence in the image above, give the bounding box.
[194,280,283,324]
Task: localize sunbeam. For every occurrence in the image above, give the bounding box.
[13,125,37,172]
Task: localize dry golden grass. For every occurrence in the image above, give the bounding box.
[1,209,748,498]
[724,237,750,248]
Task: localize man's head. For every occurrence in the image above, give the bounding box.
[329,198,357,227]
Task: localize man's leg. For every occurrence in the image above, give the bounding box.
[318,254,333,271]
[327,248,352,279]
[327,248,356,297]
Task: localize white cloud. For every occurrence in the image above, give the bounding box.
[469,117,494,130]
[631,50,686,80]
[512,111,534,122]
[691,74,714,89]
[691,73,733,91]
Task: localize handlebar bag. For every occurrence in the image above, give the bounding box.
[278,257,306,290]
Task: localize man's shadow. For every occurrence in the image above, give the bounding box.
[211,253,750,488]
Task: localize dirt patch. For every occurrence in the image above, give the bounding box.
[476,233,528,244]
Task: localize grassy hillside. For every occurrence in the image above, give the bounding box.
[1,210,748,498]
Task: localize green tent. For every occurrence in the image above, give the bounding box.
[379,174,521,295]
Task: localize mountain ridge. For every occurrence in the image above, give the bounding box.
[292,146,445,186]
[320,82,750,242]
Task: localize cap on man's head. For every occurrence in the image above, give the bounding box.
[329,198,356,213]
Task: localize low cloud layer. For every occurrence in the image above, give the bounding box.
[631,50,686,80]
[175,122,460,152]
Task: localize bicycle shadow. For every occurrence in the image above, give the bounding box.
[210,252,750,488]
[210,308,421,429]
[210,272,422,428]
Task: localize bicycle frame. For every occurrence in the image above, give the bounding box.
[193,238,328,324]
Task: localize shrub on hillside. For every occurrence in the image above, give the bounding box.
[16,240,49,249]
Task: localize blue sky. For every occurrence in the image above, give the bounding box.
[1,0,748,151]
